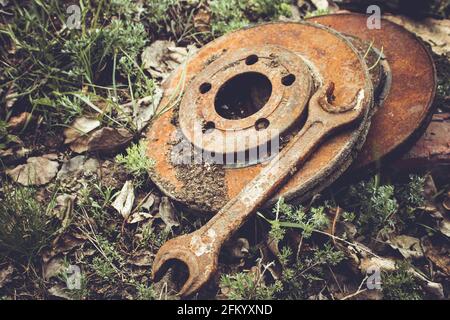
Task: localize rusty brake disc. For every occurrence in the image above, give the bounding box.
[309,13,437,171]
[146,20,375,213]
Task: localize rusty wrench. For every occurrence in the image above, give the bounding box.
[152,83,368,296]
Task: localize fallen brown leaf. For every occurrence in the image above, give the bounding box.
[64,117,100,144]
[6,155,59,186]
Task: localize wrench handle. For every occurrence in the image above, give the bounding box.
[201,119,330,246]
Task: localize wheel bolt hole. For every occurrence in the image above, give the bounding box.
[245,54,259,65]
[281,74,296,86]
[255,118,269,131]
[203,121,215,133]
[199,82,212,94]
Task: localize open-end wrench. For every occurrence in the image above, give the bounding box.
[152,83,368,296]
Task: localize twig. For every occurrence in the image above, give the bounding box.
[340,275,368,300]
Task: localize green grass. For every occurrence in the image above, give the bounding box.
[0,0,152,132]
[0,0,292,141]
[0,183,58,264]
[210,0,291,37]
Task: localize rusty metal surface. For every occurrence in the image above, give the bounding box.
[146,21,373,213]
[178,46,313,159]
[146,13,438,297]
[309,13,437,169]
[153,80,370,297]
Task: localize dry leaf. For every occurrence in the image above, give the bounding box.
[141,41,198,79]
[120,88,163,131]
[64,117,100,144]
[69,127,133,154]
[311,0,329,10]
[443,191,450,211]
[48,284,71,300]
[422,238,450,275]
[69,134,91,153]
[112,181,135,219]
[388,235,424,259]
[43,257,65,281]
[194,8,211,33]
[127,212,153,224]
[57,155,99,180]
[88,127,133,153]
[226,238,250,259]
[158,196,179,230]
[141,194,155,211]
[129,251,153,267]
[43,233,87,263]
[53,194,76,230]
[6,155,59,186]
[7,112,32,132]
[439,217,450,238]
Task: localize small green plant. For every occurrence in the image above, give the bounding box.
[0,1,150,129]
[115,141,155,176]
[261,197,330,241]
[0,120,20,150]
[135,283,157,300]
[142,0,202,45]
[396,174,426,209]
[344,177,398,237]
[220,271,282,300]
[276,243,345,300]
[339,175,428,238]
[92,256,117,281]
[64,19,147,83]
[0,184,58,264]
[110,0,140,19]
[144,0,176,30]
[139,224,170,250]
[312,243,345,265]
[382,262,423,300]
[246,0,292,19]
[89,235,124,283]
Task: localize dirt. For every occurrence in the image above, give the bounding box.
[149,121,229,213]
[98,160,129,190]
[174,161,228,213]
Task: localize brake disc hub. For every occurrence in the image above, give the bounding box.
[179,45,313,164]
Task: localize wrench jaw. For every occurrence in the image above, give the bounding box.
[151,234,219,297]
[309,82,367,129]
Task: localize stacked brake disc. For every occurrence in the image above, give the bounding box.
[146,13,437,214]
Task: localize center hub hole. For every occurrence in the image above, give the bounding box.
[214,72,272,120]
